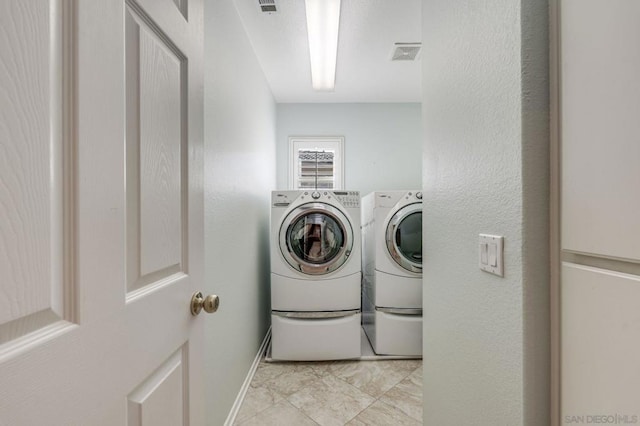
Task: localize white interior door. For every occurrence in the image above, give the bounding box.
[557,0,640,422]
[0,0,206,424]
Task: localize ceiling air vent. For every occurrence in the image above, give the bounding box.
[259,0,277,13]
[391,43,422,61]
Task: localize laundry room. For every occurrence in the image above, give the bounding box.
[201,0,549,424]
[5,0,622,423]
[203,0,425,422]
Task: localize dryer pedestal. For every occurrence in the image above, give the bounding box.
[362,310,422,356]
[271,313,361,361]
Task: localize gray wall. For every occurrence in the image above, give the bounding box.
[421,0,549,424]
[204,1,276,424]
[277,103,422,195]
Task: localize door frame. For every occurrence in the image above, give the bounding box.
[549,0,561,424]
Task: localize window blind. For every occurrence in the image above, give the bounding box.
[297,149,335,189]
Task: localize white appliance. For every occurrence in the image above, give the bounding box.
[270,190,361,360]
[361,190,423,356]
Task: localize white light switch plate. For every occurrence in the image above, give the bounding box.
[479,234,504,277]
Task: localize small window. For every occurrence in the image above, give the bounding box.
[289,137,344,190]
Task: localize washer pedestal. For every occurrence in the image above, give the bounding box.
[271,314,361,361]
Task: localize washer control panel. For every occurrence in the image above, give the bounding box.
[272,191,296,207]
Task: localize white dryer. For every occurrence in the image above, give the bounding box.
[270,190,361,360]
[361,190,422,356]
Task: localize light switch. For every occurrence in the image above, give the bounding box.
[478,234,504,277]
[488,243,497,266]
[480,243,488,265]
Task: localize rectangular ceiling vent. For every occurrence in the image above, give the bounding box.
[391,43,422,61]
[259,0,277,13]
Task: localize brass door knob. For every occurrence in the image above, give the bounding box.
[190,292,220,316]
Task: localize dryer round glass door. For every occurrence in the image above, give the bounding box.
[280,203,354,275]
[386,203,422,273]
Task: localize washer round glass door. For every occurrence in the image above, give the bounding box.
[385,203,422,273]
[280,203,354,275]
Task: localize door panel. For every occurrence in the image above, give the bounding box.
[138,23,183,278]
[0,0,75,346]
[125,4,187,292]
[127,346,188,426]
[0,0,204,424]
[562,263,640,414]
[561,0,640,262]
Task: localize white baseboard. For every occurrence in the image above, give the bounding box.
[223,327,271,426]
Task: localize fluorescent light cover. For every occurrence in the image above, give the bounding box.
[304,0,341,91]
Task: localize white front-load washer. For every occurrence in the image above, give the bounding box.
[270,190,361,360]
[361,190,422,356]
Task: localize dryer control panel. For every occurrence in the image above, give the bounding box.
[301,191,360,207]
[332,191,360,208]
[272,190,360,208]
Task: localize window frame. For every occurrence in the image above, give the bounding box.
[288,136,344,190]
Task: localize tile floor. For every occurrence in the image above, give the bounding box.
[233,357,423,425]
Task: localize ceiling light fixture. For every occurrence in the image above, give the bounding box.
[304,0,341,91]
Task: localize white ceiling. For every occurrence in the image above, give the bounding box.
[233,0,422,103]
